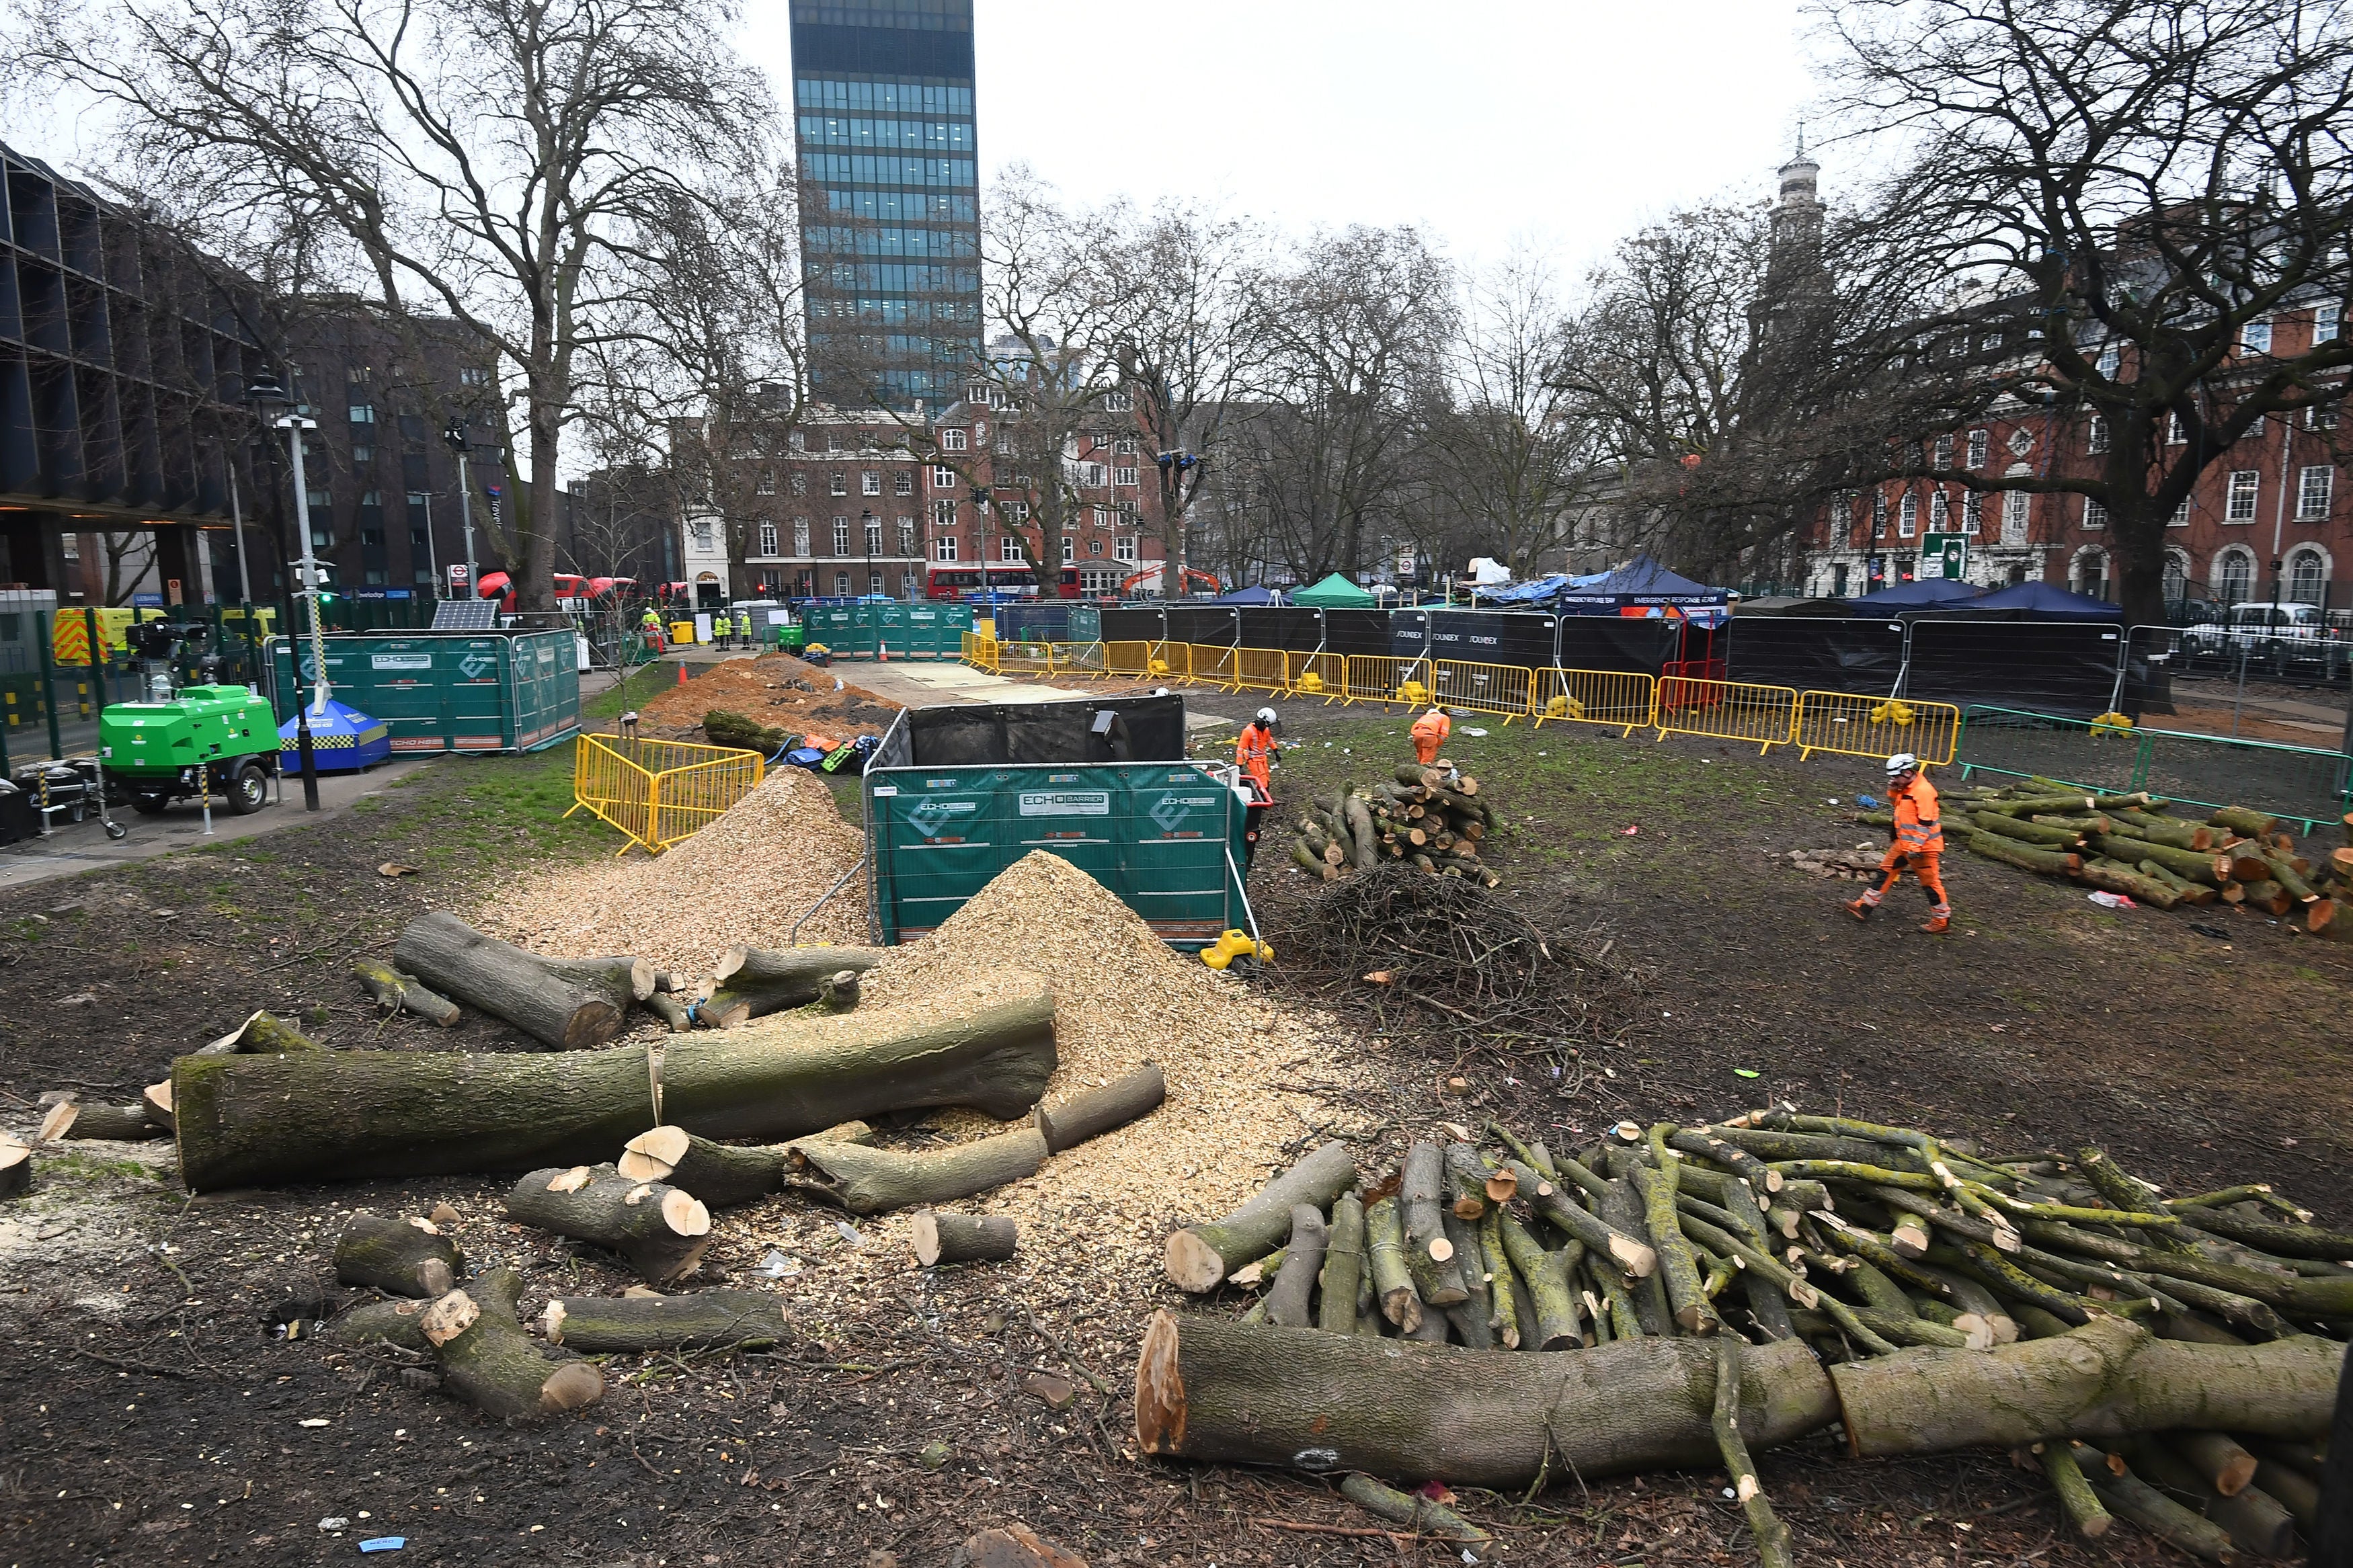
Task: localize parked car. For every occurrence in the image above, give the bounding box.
[2181,602,2338,666]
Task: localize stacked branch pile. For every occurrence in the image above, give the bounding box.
[1146,1109,2349,1565]
[1292,766,1499,887]
[1929,780,2353,940]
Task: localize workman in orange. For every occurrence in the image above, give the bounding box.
[1846,751,1950,934]
[1235,707,1282,869]
[1410,705,1451,766]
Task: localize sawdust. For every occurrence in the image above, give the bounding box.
[635,653,902,741]
[476,766,867,978]
[851,850,1370,1257]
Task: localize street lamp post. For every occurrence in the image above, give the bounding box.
[444,419,477,601]
[226,458,253,604]
[969,483,993,607]
[861,507,876,602]
[246,372,324,812]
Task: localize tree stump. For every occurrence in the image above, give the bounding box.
[912,1211,1019,1266]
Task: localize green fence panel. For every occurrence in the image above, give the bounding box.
[1956,705,2352,833]
[1068,606,1102,645]
[869,768,1014,942]
[270,629,580,755]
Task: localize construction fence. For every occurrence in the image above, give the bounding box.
[569,734,766,856]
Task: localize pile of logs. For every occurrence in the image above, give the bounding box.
[1935,782,2353,940]
[1292,766,1499,887]
[323,1065,1166,1426]
[1146,1110,2349,1564]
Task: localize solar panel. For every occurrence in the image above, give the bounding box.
[431,598,500,630]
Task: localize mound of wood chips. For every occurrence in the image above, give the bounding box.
[477,766,867,976]
[854,850,1369,1253]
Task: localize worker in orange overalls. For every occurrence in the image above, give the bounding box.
[1235,707,1282,870]
[1410,704,1451,766]
[1846,751,1950,934]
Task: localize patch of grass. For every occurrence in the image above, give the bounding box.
[585,662,672,723]
[38,1149,170,1185]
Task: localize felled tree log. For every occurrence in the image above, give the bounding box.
[1505,1159,1657,1276]
[1400,1143,1470,1308]
[540,1290,791,1352]
[196,1009,331,1055]
[0,1133,27,1199]
[2135,859,2218,905]
[1133,1309,1836,1487]
[616,1126,784,1208]
[1341,796,1378,871]
[1496,1209,1581,1350]
[326,1294,432,1351]
[1317,1194,1366,1336]
[645,993,694,1032]
[1338,1473,1490,1544]
[423,1268,603,1424]
[1364,1195,1423,1330]
[36,1101,165,1141]
[171,979,1057,1189]
[2075,860,2181,908]
[1165,1141,1359,1292]
[504,1165,714,1284]
[1035,1063,1166,1153]
[1440,1211,1494,1349]
[352,963,461,1028]
[394,912,650,1050]
[781,1127,1047,1216]
[1827,1315,2343,1456]
[2208,805,2278,838]
[1972,811,2086,849]
[701,945,883,1028]
[1264,1204,1330,1329]
[143,1081,175,1132]
[2110,809,2218,851]
[334,1213,464,1296]
[2100,836,2227,885]
[2075,1442,2240,1563]
[1634,1134,1719,1335]
[1966,831,2081,877]
[912,1211,1017,1266]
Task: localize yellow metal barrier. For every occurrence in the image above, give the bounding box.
[1792,691,1962,766]
[995,638,1058,677]
[960,632,1000,672]
[1653,676,1799,754]
[1430,658,1535,724]
[1228,647,1291,696]
[1343,654,1433,707]
[1289,651,1348,703]
[1190,643,1242,689]
[1533,668,1658,736]
[570,734,766,856]
[1051,640,1105,675]
[1103,640,1185,679]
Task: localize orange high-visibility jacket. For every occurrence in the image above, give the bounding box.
[1890,773,1944,858]
[1410,709,1451,763]
[1235,723,1275,796]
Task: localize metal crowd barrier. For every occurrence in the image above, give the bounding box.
[1792,691,1962,766]
[1342,655,1433,707]
[1430,657,1534,725]
[1228,647,1291,696]
[1654,676,1801,754]
[1290,651,1348,703]
[1533,668,1655,736]
[960,632,1000,673]
[569,734,766,856]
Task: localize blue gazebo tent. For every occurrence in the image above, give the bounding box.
[279,698,391,774]
[1550,557,1730,627]
[1209,585,1283,605]
[1850,578,1986,610]
[1942,581,2121,621]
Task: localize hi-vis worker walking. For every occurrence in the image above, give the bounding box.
[1234,707,1283,870]
[1847,751,1950,933]
[638,606,665,653]
[1410,705,1451,766]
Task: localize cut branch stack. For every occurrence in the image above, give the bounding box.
[1951,785,2353,939]
[1292,768,1499,887]
[1146,1109,2350,1565]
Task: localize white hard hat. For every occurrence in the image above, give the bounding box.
[1884,752,1919,776]
[1256,706,1279,727]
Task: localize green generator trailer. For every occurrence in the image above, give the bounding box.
[98,684,281,815]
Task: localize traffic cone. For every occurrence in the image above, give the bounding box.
[676,663,688,686]
[878,641,889,662]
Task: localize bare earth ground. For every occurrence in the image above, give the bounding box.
[1,663,2347,1568]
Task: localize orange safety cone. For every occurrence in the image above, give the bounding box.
[676,663,688,686]
[878,641,889,662]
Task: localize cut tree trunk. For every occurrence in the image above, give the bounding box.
[1341,796,1378,870]
[540,1290,791,1352]
[2093,837,2227,886]
[1165,1141,1359,1292]
[37,1101,165,1141]
[424,1268,604,1423]
[1034,1064,1165,1153]
[1133,1309,1836,1487]
[1966,832,2081,877]
[1364,1194,1423,1331]
[1973,812,2087,849]
[327,1294,432,1351]
[143,1081,173,1132]
[2135,860,2218,905]
[2109,809,2217,852]
[0,1133,26,1199]
[2075,862,2181,909]
[2075,1443,2241,1563]
[645,993,694,1032]
[1503,1159,1657,1277]
[1264,1204,1330,1329]
[171,979,1057,1190]
[2208,806,2278,838]
[1290,839,1337,879]
[352,963,461,1028]
[198,1009,331,1055]
[912,1211,1017,1266]
[334,1213,463,1296]
[503,1165,714,1284]
[703,946,883,1028]
[1317,1194,1366,1337]
[1827,1315,2343,1456]
[1400,1143,1470,1308]
[393,912,649,1050]
[615,1126,783,1208]
[1497,1209,1581,1350]
[781,1127,1047,1216]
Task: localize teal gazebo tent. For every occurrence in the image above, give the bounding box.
[1290,572,1378,608]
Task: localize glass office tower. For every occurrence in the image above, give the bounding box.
[791,1,982,409]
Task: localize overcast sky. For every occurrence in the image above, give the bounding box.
[743,0,1824,275]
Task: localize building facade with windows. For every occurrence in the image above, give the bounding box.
[919,387,1163,595]
[791,0,982,410]
[681,404,929,602]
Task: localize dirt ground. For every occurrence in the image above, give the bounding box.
[1,672,2347,1568]
[632,652,904,744]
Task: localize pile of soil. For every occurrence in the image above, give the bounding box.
[635,653,902,743]
[478,766,867,972]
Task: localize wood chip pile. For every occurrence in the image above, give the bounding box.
[1142,1108,2350,1565]
[632,652,901,739]
[1293,764,1499,887]
[478,766,868,970]
[1942,779,2353,940]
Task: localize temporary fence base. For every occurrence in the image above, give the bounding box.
[569,733,766,855]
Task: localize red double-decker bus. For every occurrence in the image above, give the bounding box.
[923,564,1083,600]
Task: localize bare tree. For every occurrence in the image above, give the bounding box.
[21,0,776,612]
[1814,0,2353,625]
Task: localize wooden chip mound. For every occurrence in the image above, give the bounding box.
[479,768,867,972]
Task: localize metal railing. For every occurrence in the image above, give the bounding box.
[1654,676,1800,754]
[569,733,766,855]
[1342,655,1433,708]
[1290,651,1347,702]
[1429,657,1534,725]
[1533,668,1655,736]
[1792,691,1962,766]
